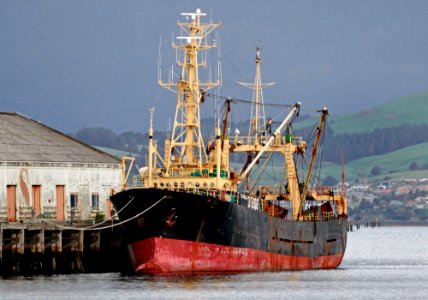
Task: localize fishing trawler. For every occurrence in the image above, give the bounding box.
[110,9,347,274]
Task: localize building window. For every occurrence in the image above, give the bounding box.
[70,193,78,209]
[91,194,99,210]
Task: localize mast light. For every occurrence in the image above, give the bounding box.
[176,37,202,40]
[181,10,206,17]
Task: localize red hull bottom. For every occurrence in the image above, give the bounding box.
[130,237,344,274]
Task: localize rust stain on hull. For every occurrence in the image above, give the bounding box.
[131,237,344,275]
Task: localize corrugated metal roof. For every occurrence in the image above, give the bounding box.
[0,112,121,164]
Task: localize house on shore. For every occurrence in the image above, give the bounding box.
[0,112,121,222]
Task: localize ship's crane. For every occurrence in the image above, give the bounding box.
[237,102,301,181]
[297,107,329,218]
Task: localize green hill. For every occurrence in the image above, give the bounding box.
[320,142,428,183]
[296,90,428,135]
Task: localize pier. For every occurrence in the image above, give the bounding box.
[0,222,127,276]
[347,220,381,232]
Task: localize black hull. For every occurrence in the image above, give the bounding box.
[110,188,347,273]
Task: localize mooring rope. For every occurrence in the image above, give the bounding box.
[40,195,135,230]
[81,195,136,229]
[41,196,167,231]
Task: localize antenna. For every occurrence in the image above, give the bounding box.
[149,107,155,133]
[216,33,222,129]
[217,32,222,84]
[157,35,162,83]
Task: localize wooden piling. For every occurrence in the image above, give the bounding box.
[0,222,125,276]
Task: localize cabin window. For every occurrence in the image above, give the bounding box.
[70,193,78,209]
[91,193,99,209]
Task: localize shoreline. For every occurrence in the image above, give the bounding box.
[380,220,428,226]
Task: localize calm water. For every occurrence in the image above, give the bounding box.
[1,226,427,299]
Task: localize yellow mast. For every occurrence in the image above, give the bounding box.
[237,48,275,140]
[144,9,228,191]
[159,9,221,174]
[232,48,305,220]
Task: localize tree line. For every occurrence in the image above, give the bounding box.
[316,123,428,164]
[73,122,428,166]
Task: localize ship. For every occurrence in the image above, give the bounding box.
[110,9,348,275]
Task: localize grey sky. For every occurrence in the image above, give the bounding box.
[1,0,427,133]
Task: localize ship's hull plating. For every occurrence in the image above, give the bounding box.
[110,188,347,274]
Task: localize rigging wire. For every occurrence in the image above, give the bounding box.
[216,39,253,83]
[205,92,322,114]
[304,121,319,145]
[271,153,277,182]
[270,110,288,123]
[248,151,274,193]
[206,93,294,108]
[296,151,308,184]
